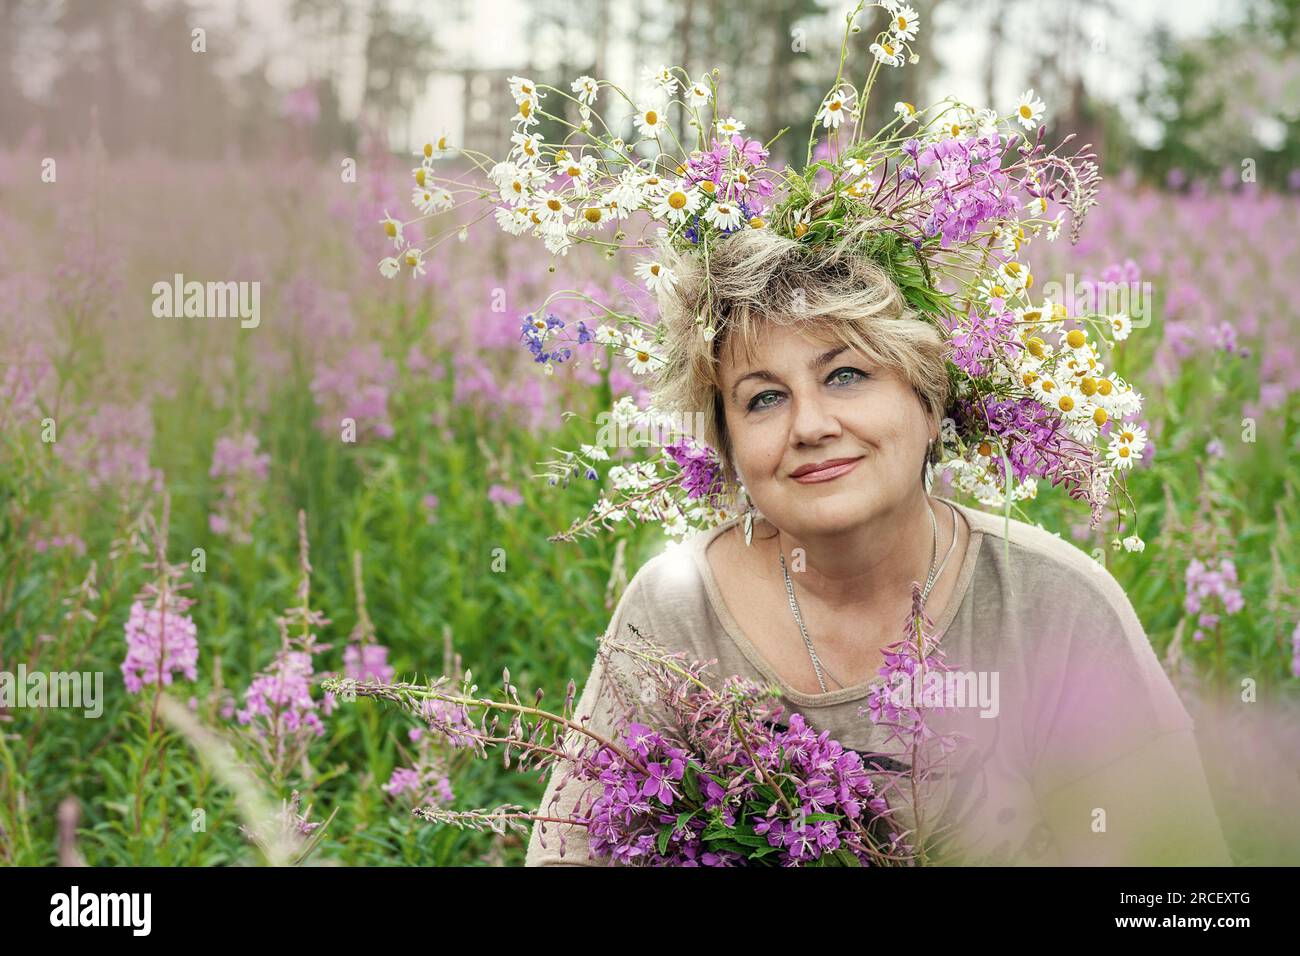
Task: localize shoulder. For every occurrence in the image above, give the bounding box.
[604,519,738,657]
[956,502,1140,639]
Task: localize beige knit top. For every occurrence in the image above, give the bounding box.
[524,496,1231,866]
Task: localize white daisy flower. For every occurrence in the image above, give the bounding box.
[1109,312,1133,341]
[1105,436,1137,470]
[645,64,679,96]
[704,201,744,231]
[888,4,920,41]
[533,190,573,223]
[686,82,712,108]
[1112,422,1148,457]
[571,75,598,106]
[1066,416,1099,444]
[380,210,405,249]
[422,186,455,213]
[635,260,677,293]
[999,260,1031,292]
[539,218,573,256]
[402,246,426,278]
[976,276,1012,303]
[633,101,670,138]
[870,38,906,67]
[816,89,854,129]
[1024,194,1049,216]
[973,107,999,138]
[494,205,531,235]
[716,116,746,137]
[894,101,918,124]
[414,137,449,162]
[1015,89,1046,129]
[638,170,669,200]
[509,131,545,166]
[593,324,623,346]
[378,256,400,278]
[1122,535,1146,553]
[558,153,600,189]
[623,331,666,376]
[507,75,542,106]
[609,169,647,212]
[652,184,702,225]
[1044,215,1063,241]
[580,442,610,461]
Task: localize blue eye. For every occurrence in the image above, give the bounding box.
[748,390,782,411]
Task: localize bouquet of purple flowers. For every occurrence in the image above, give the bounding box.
[325,593,956,866]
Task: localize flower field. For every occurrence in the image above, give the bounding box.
[1,117,1298,864]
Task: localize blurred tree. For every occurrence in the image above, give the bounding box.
[361,0,438,146]
[1135,0,1300,188]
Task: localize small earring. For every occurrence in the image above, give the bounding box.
[743,507,754,547]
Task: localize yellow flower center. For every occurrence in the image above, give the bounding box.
[1080,377,1098,396]
[794,222,809,238]
[423,143,433,158]
[415,168,426,186]
[1026,337,1045,358]
[1019,105,1033,119]
[668,191,688,209]
[1058,395,1074,412]
[645,110,659,126]
[584,207,602,223]
[830,101,842,112]
[897,16,908,31]
[1067,329,1086,348]
[437,136,447,150]
[749,217,766,228]
[1022,371,1039,387]
[977,441,992,457]
[384,221,397,237]
[1093,408,1108,426]
[699,180,716,193]
[547,198,562,212]
[519,101,532,118]
[1117,446,1130,458]
[649,264,661,275]
[1041,379,1056,393]
[1121,430,1134,443]
[637,351,649,362]
[1097,380,1113,396]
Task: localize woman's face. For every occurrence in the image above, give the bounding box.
[719,322,935,536]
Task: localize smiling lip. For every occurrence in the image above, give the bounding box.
[790,457,864,483]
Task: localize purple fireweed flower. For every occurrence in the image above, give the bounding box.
[344,642,395,684]
[487,484,523,507]
[121,600,200,693]
[237,649,330,737]
[664,437,726,501]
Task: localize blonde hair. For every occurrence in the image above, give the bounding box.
[649,228,951,494]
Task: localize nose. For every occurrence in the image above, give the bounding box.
[789,388,843,448]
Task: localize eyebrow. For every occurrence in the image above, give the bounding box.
[729,345,851,404]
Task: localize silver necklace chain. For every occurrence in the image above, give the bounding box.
[778,499,959,694]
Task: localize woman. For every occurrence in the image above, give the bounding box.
[525,229,1230,866]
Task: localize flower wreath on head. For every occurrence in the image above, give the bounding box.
[381,0,1147,554]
